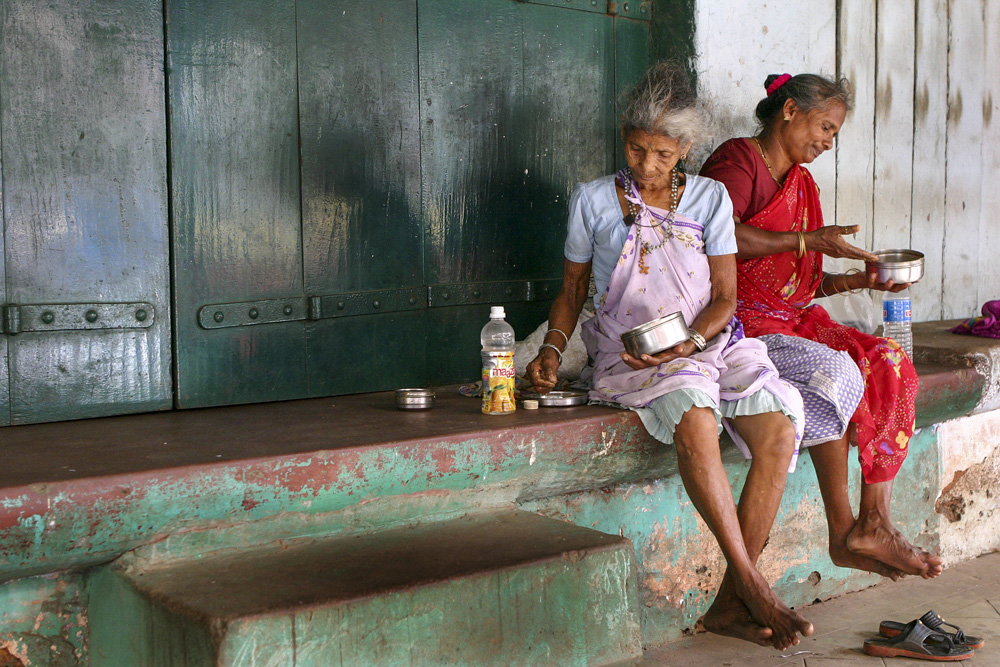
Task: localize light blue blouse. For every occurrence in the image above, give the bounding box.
[563,173,737,308]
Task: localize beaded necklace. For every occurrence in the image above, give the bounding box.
[753,136,782,185]
[623,167,680,275]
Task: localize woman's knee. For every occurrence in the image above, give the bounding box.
[748,412,797,461]
[673,407,719,456]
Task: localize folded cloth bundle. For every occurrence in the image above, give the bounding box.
[949,299,1000,338]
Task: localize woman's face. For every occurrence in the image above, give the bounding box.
[623,129,690,192]
[782,101,847,164]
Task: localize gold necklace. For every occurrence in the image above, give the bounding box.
[753,137,782,185]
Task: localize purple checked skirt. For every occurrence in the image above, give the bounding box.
[758,333,865,447]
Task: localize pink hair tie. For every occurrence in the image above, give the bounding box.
[766,73,792,97]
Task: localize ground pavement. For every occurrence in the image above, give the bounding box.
[639,551,1000,666]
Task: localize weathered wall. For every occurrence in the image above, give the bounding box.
[692,0,1000,322]
[934,410,1000,562]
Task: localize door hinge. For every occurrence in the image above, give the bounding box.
[608,1,651,20]
[197,280,562,330]
[0,302,156,335]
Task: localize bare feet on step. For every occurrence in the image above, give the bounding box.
[845,509,944,578]
[829,542,904,581]
[702,593,774,647]
[730,571,814,650]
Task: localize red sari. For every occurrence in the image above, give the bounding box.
[735,163,918,484]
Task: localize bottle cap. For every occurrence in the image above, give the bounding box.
[490,305,505,319]
[522,399,539,410]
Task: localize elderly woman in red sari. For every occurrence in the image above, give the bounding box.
[701,73,943,580]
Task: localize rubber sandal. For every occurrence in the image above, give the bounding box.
[863,619,975,661]
[880,609,985,650]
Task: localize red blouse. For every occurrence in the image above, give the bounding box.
[700,137,779,222]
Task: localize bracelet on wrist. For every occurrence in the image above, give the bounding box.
[795,231,806,259]
[539,343,563,364]
[688,329,708,352]
[545,328,569,346]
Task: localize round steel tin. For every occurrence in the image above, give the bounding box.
[866,249,925,284]
[395,388,435,410]
[521,390,588,407]
[620,312,689,358]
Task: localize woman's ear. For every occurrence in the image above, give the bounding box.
[782,98,799,121]
[680,141,693,159]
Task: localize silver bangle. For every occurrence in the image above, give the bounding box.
[539,343,563,364]
[546,328,570,346]
[688,330,708,352]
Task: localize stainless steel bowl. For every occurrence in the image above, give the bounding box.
[866,249,925,284]
[620,312,689,358]
[395,388,435,410]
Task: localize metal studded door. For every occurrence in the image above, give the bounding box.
[0,0,171,425]
[170,0,651,407]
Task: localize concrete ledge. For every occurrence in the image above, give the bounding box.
[913,319,1000,413]
[1,321,999,659]
[0,325,993,583]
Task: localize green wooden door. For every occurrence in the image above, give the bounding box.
[297,0,426,396]
[169,0,650,407]
[168,0,309,408]
[0,0,172,425]
[420,0,620,382]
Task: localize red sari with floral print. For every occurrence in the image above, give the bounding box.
[735,164,918,483]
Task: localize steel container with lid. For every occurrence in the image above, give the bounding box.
[866,249,925,284]
[395,388,435,410]
[620,311,689,358]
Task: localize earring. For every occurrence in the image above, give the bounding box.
[680,154,687,160]
[784,115,791,121]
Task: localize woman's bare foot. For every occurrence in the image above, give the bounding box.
[846,509,944,578]
[702,593,774,647]
[732,570,814,650]
[828,541,904,581]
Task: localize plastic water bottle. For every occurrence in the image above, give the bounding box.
[481,306,516,415]
[882,288,913,358]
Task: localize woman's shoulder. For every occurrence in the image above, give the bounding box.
[572,174,621,217]
[682,173,728,201]
[705,137,755,165]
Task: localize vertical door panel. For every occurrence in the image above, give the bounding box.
[0,94,6,425]
[169,0,307,407]
[522,4,615,269]
[297,0,425,395]
[1,0,170,424]
[614,17,651,171]
[420,0,528,383]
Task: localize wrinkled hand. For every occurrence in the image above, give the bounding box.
[621,341,697,370]
[526,348,560,394]
[806,225,879,261]
[857,270,912,293]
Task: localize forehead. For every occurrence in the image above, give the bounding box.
[807,101,847,127]
[625,129,683,152]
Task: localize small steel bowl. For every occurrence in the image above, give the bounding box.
[621,312,689,358]
[395,388,435,411]
[866,249,925,284]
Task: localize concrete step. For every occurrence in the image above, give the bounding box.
[88,510,642,666]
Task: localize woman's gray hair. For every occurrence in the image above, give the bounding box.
[754,73,854,127]
[620,62,708,147]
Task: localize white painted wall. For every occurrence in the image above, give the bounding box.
[692,0,999,322]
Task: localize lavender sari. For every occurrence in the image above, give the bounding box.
[581,170,804,462]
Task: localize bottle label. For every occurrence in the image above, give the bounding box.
[883,299,912,323]
[482,351,516,415]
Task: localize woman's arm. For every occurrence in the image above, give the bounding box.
[817,270,911,297]
[735,218,878,262]
[525,258,592,393]
[621,254,737,369]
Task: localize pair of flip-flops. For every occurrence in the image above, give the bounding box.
[863,610,985,661]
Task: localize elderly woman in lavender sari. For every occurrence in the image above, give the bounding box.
[526,63,812,651]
